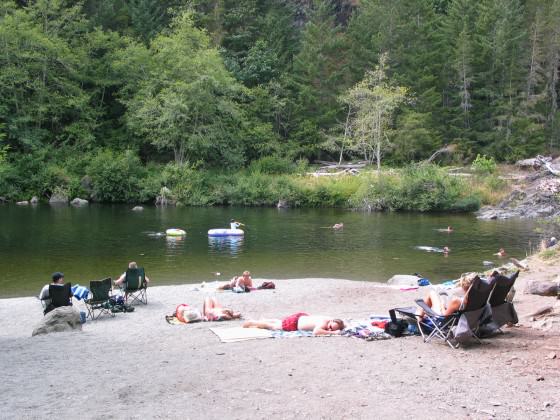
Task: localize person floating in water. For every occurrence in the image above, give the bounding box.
[446,226,453,232]
[443,246,450,256]
[494,248,507,257]
[332,223,344,230]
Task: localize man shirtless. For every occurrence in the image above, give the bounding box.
[242,313,344,336]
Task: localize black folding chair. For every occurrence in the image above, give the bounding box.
[44,283,73,315]
[395,276,495,348]
[121,268,147,305]
[85,278,115,320]
[482,270,520,333]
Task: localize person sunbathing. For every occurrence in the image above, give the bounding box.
[203,297,241,321]
[418,273,476,318]
[217,270,253,291]
[243,313,345,336]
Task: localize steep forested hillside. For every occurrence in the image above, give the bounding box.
[1,0,559,202]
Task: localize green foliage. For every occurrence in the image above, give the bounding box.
[2,0,560,206]
[540,248,557,260]
[248,156,294,175]
[349,164,480,212]
[471,154,497,174]
[86,150,149,202]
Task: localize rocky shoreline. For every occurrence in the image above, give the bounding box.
[477,163,560,220]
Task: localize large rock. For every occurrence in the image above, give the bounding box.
[80,175,93,194]
[49,192,68,204]
[71,197,89,206]
[32,306,82,336]
[30,196,39,204]
[132,206,144,211]
[0,196,7,203]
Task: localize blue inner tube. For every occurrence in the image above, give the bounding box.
[208,228,244,237]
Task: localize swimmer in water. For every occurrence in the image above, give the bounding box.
[332,223,344,230]
[494,248,506,257]
[443,246,450,255]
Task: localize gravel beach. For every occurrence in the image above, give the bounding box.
[1,257,559,419]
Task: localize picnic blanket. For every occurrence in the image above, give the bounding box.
[210,327,272,342]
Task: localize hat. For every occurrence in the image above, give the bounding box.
[52,272,64,281]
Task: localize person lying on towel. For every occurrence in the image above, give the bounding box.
[242,313,344,336]
[174,297,241,323]
[417,272,476,318]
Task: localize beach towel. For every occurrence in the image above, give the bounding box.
[71,284,90,300]
[210,327,272,343]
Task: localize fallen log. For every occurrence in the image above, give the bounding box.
[523,305,554,320]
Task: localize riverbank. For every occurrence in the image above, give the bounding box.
[1,252,559,419]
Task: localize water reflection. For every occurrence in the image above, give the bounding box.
[165,235,187,253]
[208,236,244,257]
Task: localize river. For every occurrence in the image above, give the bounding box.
[0,204,539,297]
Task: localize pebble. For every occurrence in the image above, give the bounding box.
[546,352,556,359]
[536,375,545,381]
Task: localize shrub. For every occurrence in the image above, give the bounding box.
[471,154,497,174]
[87,150,148,202]
[248,156,294,175]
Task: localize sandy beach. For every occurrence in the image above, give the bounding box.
[1,255,559,419]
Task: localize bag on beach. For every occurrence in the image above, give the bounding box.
[384,309,408,337]
[257,281,275,290]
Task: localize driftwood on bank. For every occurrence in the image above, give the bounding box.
[308,161,365,177]
[314,161,367,170]
[536,155,560,176]
[425,144,458,164]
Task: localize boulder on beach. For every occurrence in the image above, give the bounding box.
[30,196,39,204]
[32,306,82,336]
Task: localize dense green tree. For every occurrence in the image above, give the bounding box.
[288,0,349,158]
[121,13,247,167]
[0,0,96,150]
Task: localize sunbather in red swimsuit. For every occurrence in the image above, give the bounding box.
[281,312,308,331]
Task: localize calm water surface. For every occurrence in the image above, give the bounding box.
[0,204,539,297]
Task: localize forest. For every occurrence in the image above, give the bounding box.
[0,0,559,206]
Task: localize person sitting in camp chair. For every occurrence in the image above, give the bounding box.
[417,273,477,318]
[39,272,73,315]
[114,262,150,287]
[114,262,149,304]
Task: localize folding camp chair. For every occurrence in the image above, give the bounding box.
[481,270,520,334]
[84,278,115,320]
[396,276,495,348]
[121,267,147,305]
[43,283,73,315]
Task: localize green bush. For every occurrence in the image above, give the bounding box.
[87,150,148,202]
[471,154,497,174]
[349,165,480,212]
[248,156,294,175]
